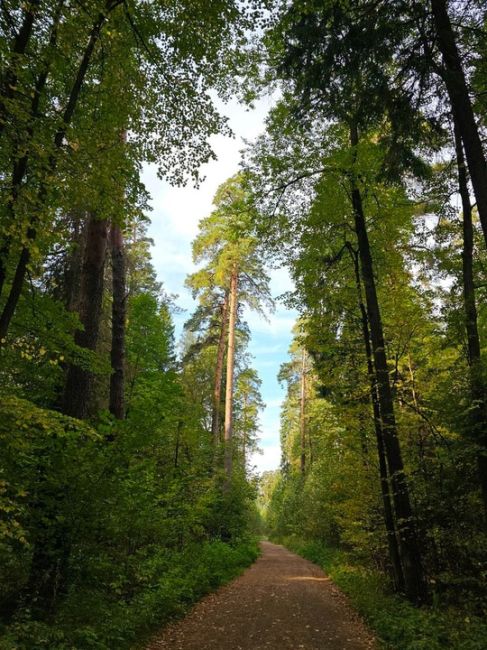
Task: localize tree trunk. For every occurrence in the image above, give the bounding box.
[211,292,229,444]
[64,213,86,312]
[453,116,487,514]
[431,0,487,249]
[349,123,426,603]
[242,393,248,469]
[300,348,307,475]
[109,222,126,420]
[349,244,405,593]
[223,268,238,481]
[63,214,108,419]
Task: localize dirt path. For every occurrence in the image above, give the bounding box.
[146,541,376,650]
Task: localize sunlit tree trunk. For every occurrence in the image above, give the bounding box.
[212,292,229,444]
[223,268,238,481]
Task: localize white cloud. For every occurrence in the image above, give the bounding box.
[250,445,281,472]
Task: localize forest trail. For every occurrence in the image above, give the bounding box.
[146,541,376,650]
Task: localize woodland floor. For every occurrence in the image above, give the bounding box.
[145,541,376,650]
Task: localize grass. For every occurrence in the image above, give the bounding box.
[279,536,486,650]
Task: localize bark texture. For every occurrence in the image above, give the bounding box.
[211,293,229,445]
[109,222,126,420]
[63,214,108,419]
[223,269,238,481]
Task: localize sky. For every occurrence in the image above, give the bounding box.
[141,96,297,473]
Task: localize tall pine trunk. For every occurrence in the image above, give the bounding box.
[453,117,487,514]
[211,292,229,444]
[349,244,405,593]
[431,0,487,249]
[299,348,307,475]
[350,123,426,603]
[63,214,108,419]
[109,222,126,420]
[223,268,238,481]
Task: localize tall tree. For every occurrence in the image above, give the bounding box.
[212,292,229,444]
[453,116,487,512]
[188,174,272,480]
[224,267,239,479]
[62,214,108,419]
[109,220,126,420]
[431,0,487,248]
[0,0,262,342]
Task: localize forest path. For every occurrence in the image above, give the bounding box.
[145,541,376,650]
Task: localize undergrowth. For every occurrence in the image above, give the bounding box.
[0,538,259,650]
[279,537,486,650]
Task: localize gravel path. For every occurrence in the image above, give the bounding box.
[146,541,376,650]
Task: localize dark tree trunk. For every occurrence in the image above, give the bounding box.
[63,214,108,419]
[211,292,229,444]
[431,0,487,249]
[64,213,86,312]
[453,116,487,514]
[350,123,426,603]
[300,348,306,475]
[223,268,238,482]
[0,3,119,339]
[109,222,126,420]
[349,244,405,593]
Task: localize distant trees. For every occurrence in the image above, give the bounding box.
[186,174,271,482]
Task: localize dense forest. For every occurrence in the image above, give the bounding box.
[0,1,486,649]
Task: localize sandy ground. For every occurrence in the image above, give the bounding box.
[146,541,376,650]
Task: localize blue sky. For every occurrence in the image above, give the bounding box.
[141,96,297,473]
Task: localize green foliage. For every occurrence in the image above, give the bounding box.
[1,539,259,650]
[0,393,259,648]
